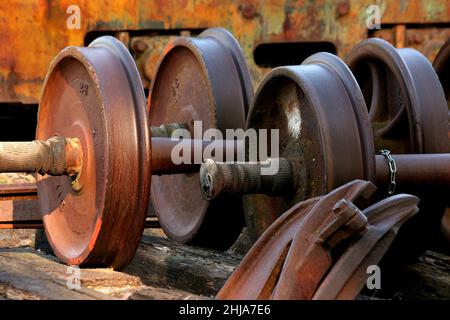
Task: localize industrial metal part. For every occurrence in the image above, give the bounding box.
[200,39,450,255]
[36,35,153,269]
[217,180,419,300]
[0,31,448,280]
[347,38,450,257]
[0,31,250,269]
[149,28,253,248]
[347,38,449,156]
[378,150,397,195]
[202,52,375,241]
[312,191,419,299]
[203,154,450,198]
[200,158,295,200]
[1,1,449,105]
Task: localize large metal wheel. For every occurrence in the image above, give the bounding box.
[148,28,253,248]
[37,36,151,269]
[243,53,374,241]
[347,38,450,257]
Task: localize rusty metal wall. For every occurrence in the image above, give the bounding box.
[1,0,449,105]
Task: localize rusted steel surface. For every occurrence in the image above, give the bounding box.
[198,39,450,256]
[202,153,450,200]
[242,52,374,241]
[371,27,450,62]
[347,38,450,251]
[0,33,251,268]
[313,192,419,299]
[375,154,450,191]
[200,158,295,200]
[149,28,251,249]
[36,36,152,269]
[131,35,178,90]
[347,38,449,156]
[1,0,449,105]
[0,29,254,268]
[217,180,419,300]
[151,138,244,175]
[0,183,37,200]
[0,14,449,283]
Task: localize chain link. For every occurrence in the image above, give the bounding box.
[379,149,397,195]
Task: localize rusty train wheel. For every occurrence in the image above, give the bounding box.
[347,38,450,256]
[37,36,151,269]
[199,28,254,116]
[148,28,252,248]
[243,53,374,241]
[347,38,449,154]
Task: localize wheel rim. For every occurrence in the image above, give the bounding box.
[37,36,151,269]
[148,28,252,248]
[347,38,450,256]
[244,54,372,240]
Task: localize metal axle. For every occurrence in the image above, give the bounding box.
[0,137,82,176]
[200,154,450,200]
[0,136,243,178]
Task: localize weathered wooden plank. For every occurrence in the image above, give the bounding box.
[0,248,112,299]
[0,229,449,300]
[392,251,450,300]
[125,233,242,297]
[129,286,205,300]
[0,229,35,248]
[0,247,204,300]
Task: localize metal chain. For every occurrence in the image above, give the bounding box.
[379,149,397,195]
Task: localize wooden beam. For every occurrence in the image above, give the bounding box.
[0,247,203,300]
[382,251,450,300]
[125,234,242,297]
[0,230,449,299]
